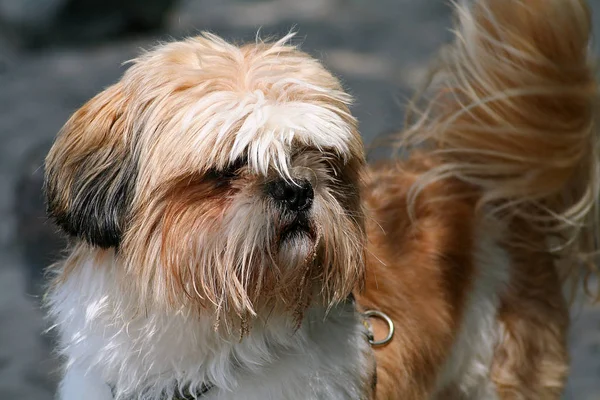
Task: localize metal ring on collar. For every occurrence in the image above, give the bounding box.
[363,310,395,347]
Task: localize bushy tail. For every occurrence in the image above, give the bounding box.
[401,0,600,291]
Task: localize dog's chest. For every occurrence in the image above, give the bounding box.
[50,266,373,400]
[200,309,373,400]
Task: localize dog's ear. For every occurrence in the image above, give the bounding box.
[45,83,138,248]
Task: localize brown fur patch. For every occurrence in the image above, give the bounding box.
[491,220,569,399]
[356,157,478,399]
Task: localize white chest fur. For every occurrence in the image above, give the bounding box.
[48,259,372,400]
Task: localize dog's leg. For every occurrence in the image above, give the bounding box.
[492,309,568,400]
[58,366,113,400]
[359,168,479,400]
[491,229,570,400]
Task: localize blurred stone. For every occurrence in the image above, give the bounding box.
[0,0,178,49]
[14,139,66,296]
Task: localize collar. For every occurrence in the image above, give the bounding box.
[361,309,394,347]
[110,383,214,399]
[349,293,395,347]
[173,384,214,400]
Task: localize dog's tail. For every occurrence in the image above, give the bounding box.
[401,0,600,291]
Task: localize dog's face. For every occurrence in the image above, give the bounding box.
[45,34,366,320]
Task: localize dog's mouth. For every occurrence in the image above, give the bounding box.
[279,215,316,243]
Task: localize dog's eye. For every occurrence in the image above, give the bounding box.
[227,155,248,175]
[222,155,248,178]
[206,155,248,181]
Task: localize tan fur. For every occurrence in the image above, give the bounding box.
[45,33,366,325]
[356,158,478,399]
[401,0,599,282]
[356,0,599,398]
[358,162,571,399]
[491,220,570,399]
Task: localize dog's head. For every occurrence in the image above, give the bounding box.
[45,33,366,320]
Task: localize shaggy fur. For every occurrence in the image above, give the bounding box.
[46,34,372,400]
[359,0,598,398]
[45,0,599,399]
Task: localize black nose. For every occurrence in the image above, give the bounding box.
[267,179,314,211]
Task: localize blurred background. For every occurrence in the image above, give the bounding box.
[0,0,599,399]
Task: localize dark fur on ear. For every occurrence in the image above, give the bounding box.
[44,83,138,248]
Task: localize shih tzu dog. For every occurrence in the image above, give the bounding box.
[45,29,371,400]
[45,0,599,399]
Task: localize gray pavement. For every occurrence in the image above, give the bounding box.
[1,0,599,398]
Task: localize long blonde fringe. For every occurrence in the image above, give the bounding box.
[398,0,600,298]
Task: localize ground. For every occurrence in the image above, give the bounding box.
[0,0,599,398]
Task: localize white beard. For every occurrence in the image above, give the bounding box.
[49,253,372,400]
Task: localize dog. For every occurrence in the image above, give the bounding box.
[45,30,372,400]
[45,0,599,399]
